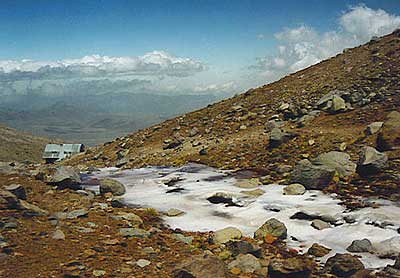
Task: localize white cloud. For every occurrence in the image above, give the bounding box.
[251,5,400,82]
[0,51,206,82]
[193,81,238,94]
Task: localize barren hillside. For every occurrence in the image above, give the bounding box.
[67,30,400,201]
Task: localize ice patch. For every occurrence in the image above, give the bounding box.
[84,163,400,269]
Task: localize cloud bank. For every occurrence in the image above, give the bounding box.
[0,51,206,82]
[251,5,400,81]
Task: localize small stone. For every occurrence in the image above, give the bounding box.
[235,178,260,188]
[113,212,143,226]
[66,209,88,219]
[173,234,193,245]
[307,243,331,257]
[136,259,151,268]
[311,219,330,230]
[52,229,65,240]
[240,189,265,197]
[212,227,242,244]
[93,270,106,277]
[166,208,185,217]
[119,228,150,238]
[228,254,261,274]
[283,183,306,195]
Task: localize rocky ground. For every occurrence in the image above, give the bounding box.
[1,30,400,277]
[67,30,400,205]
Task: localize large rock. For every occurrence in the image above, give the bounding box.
[356,146,388,176]
[4,184,26,200]
[254,218,287,240]
[374,236,400,258]
[173,253,228,278]
[316,91,348,114]
[290,159,336,190]
[366,122,383,135]
[212,227,242,244]
[331,95,347,113]
[99,178,126,196]
[324,253,364,277]
[228,254,261,274]
[346,239,373,253]
[377,111,400,151]
[0,190,20,209]
[283,183,306,195]
[311,151,356,178]
[268,257,313,278]
[50,166,82,189]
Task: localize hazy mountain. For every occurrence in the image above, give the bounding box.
[0,92,219,145]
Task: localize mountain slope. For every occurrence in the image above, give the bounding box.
[68,30,400,200]
[0,124,52,163]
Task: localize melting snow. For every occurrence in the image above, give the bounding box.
[84,163,400,269]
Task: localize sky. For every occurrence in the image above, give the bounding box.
[1,0,400,97]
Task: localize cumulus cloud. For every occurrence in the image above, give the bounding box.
[193,81,238,94]
[251,5,400,81]
[0,51,206,82]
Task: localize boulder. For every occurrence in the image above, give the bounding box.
[346,239,373,253]
[290,159,336,190]
[4,184,26,200]
[377,111,400,151]
[366,122,383,135]
[307,243,331,257]
[212,227,242,244]
[356,146,388,176]
[50,166,82,189]
[254,218,287,240]
[283,183,306,195]
[324,253,364,277]
[311,219,331,230]
[268,257,313,278]
[316,91,348,114]
[99,178,126,196]
[173,253,228,278]
[374,236,400,258]
[311,151,356,178]
[227,254,261,274]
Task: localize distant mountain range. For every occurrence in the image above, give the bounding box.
[0,92,220,145]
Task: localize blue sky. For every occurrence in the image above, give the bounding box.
[0,0,400,96]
